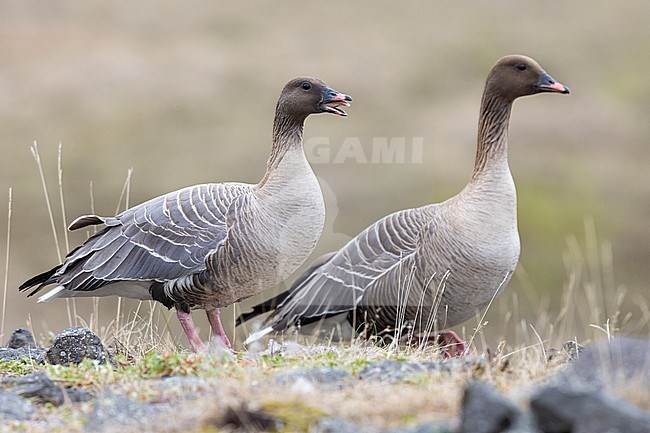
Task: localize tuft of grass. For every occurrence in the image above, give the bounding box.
[0,359,40,377]
[42,351,233,389]
[127,351,230,378]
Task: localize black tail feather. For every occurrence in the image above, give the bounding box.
[236,290,292,326]
[19,266,61,296]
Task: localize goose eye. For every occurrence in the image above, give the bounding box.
[516,63,527,71]
[301,82,311,90]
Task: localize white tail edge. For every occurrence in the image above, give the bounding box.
[244,326,273,346]
[37,285,66,303]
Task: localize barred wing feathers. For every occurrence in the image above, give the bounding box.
[20,183,251,298]
[265,207,432,330]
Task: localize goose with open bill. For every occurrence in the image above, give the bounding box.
[19,77,352,353]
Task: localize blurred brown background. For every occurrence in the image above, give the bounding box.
[0,1,648,348]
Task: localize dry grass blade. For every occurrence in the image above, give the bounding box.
[423,270,450,346]
[115,167,134,215]
[464,272,510,354]
[528,323,548,361]
[58,143,79,326]
[57,142,70,253]
[1,187,12,340]
[30,141,76,326]
[30,141,62,263]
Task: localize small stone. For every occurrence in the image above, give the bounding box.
[150,375,206,393]
[0,346,46,364]
[358,360,427,383]
[459,381,522,433]
[45,327,113,365]
[385,421,454,433]
[63,386,96,403]
[421,357,488,374]
[561,340,584,361]
[273,367,353,389]
[7,328,36,349]
[144,375,210,402]
[530,386,650,433]
[547,340,585,363]
[0,346,23,362]
[313,417,377,433]
[359,358,485,384]
[0,390,37,421]
[84,392,158,433]
[2,372,65,406]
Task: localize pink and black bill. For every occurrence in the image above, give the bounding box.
[535,72,570,94]
[319,87,352,116]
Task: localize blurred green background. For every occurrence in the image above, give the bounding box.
[0,1,648,348]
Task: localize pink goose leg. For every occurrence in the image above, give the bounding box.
[176,310,208,353]
[436,330,468,358]
[408,330,469,358]
[206,308,232,350]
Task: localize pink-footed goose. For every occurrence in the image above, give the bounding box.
[240,55,569,355]
[20,77,352,353]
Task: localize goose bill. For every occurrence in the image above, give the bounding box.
[320,100,351,116]
[534,72,570,94]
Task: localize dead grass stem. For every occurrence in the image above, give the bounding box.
[1,187,12,340]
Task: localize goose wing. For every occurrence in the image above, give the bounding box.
[264,207,430,330]
[21,183,251,297]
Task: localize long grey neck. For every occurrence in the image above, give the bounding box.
[259,110,305,187]
[471,89,513,180]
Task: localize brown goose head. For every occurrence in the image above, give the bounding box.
[277,77,352,119]
[485,55,570,102]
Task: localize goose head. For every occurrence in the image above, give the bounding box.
[278,77,352,119]
[486,55,570,101]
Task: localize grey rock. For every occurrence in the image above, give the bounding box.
[385,421,454,433]
[273,367,353,389]
[530,386,650,433]
[314,418,453,433]
[421,357,487,374]
[359,358,485,384]
[2,372,65,406]
[561,340,584,361]
[7,328,36,349]
[143,375,211,402]
[559,336,650,390]
[314,417,377,433]
[505,413,543,433]
[63,386,96,403]
[84,392,158,433]
[0,390,37,421]
[359,360,427,383]
[0,345,46,363]
[459,381,523,433]
[547,341,585,363]
[45,327,113,365]
[149,375,207,392]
